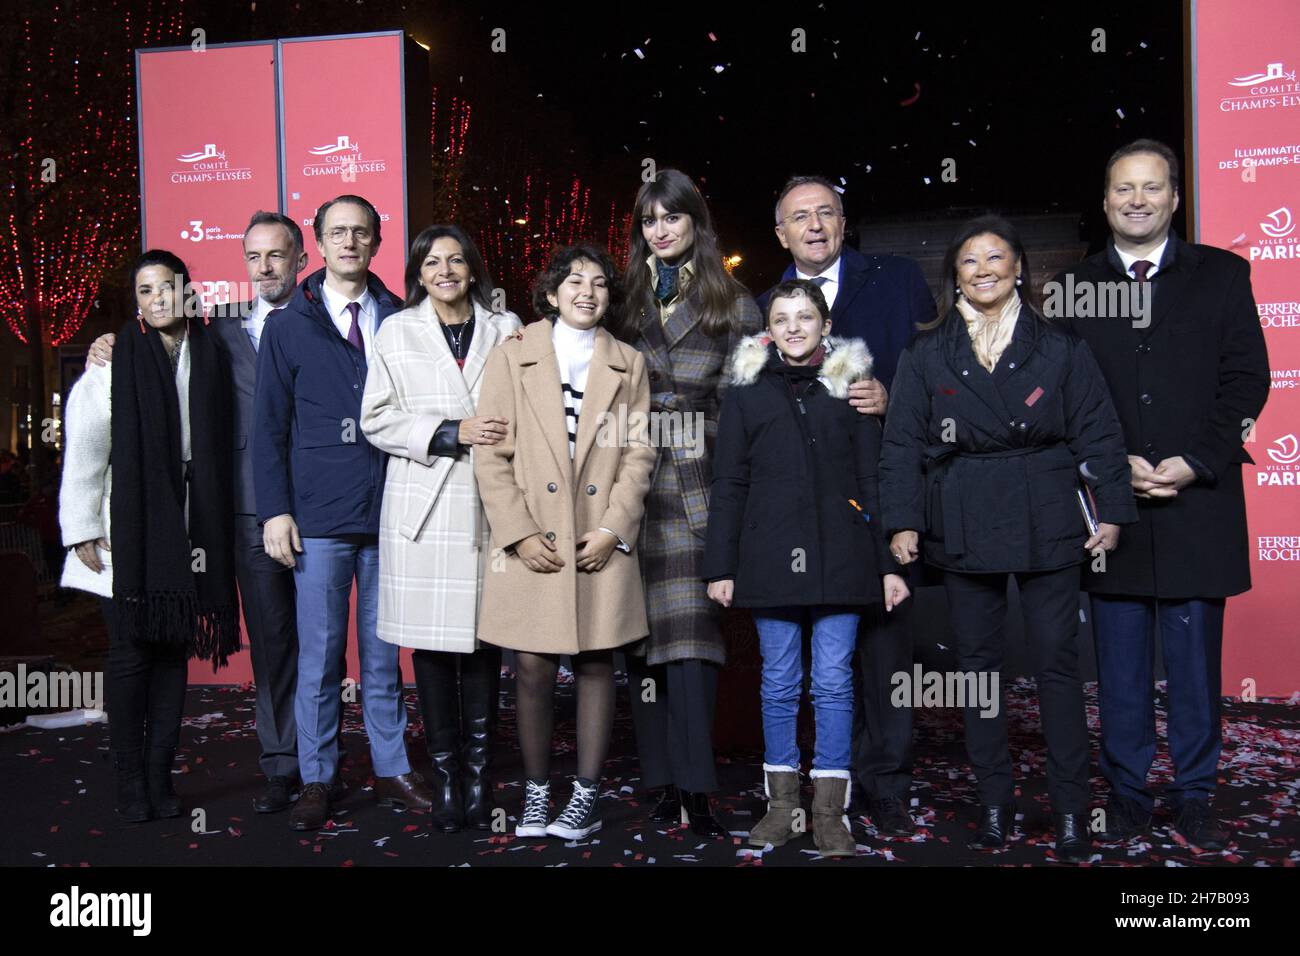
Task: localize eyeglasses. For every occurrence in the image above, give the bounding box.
[325,226,374,245]
[781,207,842,227]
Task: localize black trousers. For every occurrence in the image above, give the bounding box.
[101,596,187,755]
[851,596,916,801]
[944,566,1090,813]
[625,655,720,793]
[234,514,299,779]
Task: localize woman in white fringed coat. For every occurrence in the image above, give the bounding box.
[360,225,521,834]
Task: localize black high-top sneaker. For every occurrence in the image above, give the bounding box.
[516,778,551,838]
[546,777,601,840]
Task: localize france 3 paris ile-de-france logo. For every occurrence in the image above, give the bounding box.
[1258,433,1300,488]
[1220,61,1299,112]
[303,134,387,179]
[169,143,253,185]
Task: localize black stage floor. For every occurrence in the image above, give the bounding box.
[2,674,1296,868]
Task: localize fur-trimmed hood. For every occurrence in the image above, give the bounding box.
[727,334,874,399]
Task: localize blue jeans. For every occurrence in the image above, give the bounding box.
[753,607,859,771]
[294,534,410,785]
[1090,595,1225,813]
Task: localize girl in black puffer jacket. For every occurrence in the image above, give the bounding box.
[703,279,909,858]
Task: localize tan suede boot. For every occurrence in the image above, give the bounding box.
[748,765,802,847]
[811,772,856,858]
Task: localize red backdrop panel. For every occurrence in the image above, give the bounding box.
[1193,0,1300,696]
[278,33,409,296]
[136,43,280,311]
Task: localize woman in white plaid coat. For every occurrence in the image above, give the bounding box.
[612,170,763,837]
[360,225,521,834]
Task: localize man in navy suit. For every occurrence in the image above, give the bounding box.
[255,194,432,830]
[86,211,308,815]
[758,176,935,396]
[760,176,935,835]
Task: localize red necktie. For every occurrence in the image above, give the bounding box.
[1130,260,1154,284]
[345,301,365,361]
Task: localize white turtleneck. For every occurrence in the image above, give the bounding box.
[552,319,596,459]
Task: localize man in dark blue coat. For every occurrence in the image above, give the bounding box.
[758,176,935,396]
[1053,141,1270,852]
[759,176,935,834]
[255,194,432,830]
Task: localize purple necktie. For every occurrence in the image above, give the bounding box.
[345,301,365,361]
[1130,260,1154,284]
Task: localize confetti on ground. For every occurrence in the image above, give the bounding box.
[1,675,1294,867]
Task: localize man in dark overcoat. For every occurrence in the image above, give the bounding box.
[1053,139,1270,852]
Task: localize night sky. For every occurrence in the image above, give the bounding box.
[403,0,1185,282]
[100,0,1191,295]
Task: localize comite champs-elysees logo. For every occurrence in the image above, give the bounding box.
[169,143,254,185]
[308,134,361,156]
[302,135,388,178]
[1221,61,1300,112]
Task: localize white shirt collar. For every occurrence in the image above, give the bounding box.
[1116,237,1169,278]
[795,255,841,285]
[320,279,374,322]
[242,297,275,346]
[250,296,278,324]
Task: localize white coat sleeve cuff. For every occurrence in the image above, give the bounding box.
[406,413,442,466]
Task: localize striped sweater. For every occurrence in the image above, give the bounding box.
[552,319,595,459]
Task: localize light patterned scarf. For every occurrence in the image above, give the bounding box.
[956,292,1021,372]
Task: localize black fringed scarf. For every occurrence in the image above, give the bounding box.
[110,315,240,670]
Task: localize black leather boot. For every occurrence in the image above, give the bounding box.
[681,789,728,838]
[114,749,152,823]
[969,803,1016,849]
[146,747,182,819]
[649,785,682,825]
[460,646,501,831]
[1053,812,1093,863]
[413,650,463,832]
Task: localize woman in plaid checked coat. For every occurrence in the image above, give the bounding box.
[611,170,763,836]
[360,225,522,835]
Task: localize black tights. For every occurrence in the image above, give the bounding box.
[100,597,188,755]
[514,649,614,782]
